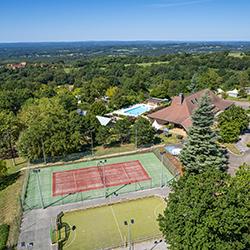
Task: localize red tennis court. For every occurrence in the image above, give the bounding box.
[52,160,151,196]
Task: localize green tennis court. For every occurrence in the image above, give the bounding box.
[61,196,166,250]
[23,152,174,210]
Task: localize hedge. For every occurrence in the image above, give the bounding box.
[0,224,9,250]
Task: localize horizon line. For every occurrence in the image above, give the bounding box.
[1,39,250,44]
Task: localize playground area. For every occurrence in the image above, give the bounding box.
[59,196,166,250]
[22,152,174,210]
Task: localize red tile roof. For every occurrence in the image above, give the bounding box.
[148,89,233,130]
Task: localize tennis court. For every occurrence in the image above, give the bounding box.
[23,152,174,210]
[53,160,150,196]
[60,196,165,249]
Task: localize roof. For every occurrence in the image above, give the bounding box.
[148,89,233,130]
[227,89,239,94]
[96,116,112,126]
[147,97,168,104]
[152,120,164,130]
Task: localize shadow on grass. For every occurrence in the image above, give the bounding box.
[0,172,20,191]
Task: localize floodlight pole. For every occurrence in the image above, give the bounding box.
[41,138,46,164]
[160,152,164,187]
[135,127,138,150]
[35,169,45,209]
[98,159,107,197]
[90,130,94,156]
[124,219,135,250]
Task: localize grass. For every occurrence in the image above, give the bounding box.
[158,134,181,145]
[226,96,250,102]
[94,143,136,156]
[228,52,245,58]
[61,196,165,250]
[224,143,242,155]
[0,224,9,250]
[23,152,174,210]
[5,157,27,174]
[0,172,24,248]
[0,158,27,248]
[125,61,169,67]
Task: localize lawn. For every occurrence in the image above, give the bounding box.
[0,157,27,247]
[23,152,173,210]
[125,61,169,67]
[5,157,27,174]
[158,133,181,145]
[228,52,245,58]
[94,143,136,156]
[0,172,24,247]
[61,196,165,250]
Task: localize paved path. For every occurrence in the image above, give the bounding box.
[116,239,168,250]
[228,126,250,175]
[18,187,171,250]
[232,100,250,110]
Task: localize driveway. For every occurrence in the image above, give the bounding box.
[228,126,250,175]
[232,100,250,110]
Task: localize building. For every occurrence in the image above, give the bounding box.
[227,89,239,98]
[148,89,233,131]
[145,97,168,107]
[7,62,27,70]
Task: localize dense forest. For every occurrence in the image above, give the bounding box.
[0,51,250,161]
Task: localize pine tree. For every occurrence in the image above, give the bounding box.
[179,93,227,173]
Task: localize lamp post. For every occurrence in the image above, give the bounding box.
[160,151,164,187]
[150,239,163,250]
[124,219,135,250]
[33,168,44,209]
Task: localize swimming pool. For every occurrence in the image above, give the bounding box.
[124,104,152,116]
[113,104,154,117]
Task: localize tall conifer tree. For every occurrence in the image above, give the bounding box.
[179,93,227,173]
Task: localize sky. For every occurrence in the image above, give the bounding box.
[0,0,250,42]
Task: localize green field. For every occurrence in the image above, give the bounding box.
[23,152,174,210]
[61,196,165,250]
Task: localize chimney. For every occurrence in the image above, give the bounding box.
[179,93,184,104]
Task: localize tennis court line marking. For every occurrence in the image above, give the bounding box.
[110,205,123,242]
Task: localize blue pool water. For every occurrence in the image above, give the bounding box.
[124,105,151,116]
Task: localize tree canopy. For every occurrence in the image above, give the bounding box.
[158,166,250,250]
[218,105,250,143]
[179,93,227,173]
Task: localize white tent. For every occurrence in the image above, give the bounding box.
[96,116,112,126]
[172,148,182,156]
[152,120,164,130]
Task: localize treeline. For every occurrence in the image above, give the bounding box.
[0,52,249,160]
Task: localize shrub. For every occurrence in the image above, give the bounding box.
[247,142,250,148]
[0,224,9,250]
[176,134,183,140]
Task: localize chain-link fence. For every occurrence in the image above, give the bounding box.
[21,149,181,211]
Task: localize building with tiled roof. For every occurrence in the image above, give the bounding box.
[148,89,233,131]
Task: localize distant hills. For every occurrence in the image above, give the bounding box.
[0,41,250,61]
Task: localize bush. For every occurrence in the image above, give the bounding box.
[247,142,250,148]
[176,134,183,140]
[0,224,9,250]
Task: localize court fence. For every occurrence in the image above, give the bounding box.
[21,148,182,211]
[153,147,183,177]
[20,166,30,212]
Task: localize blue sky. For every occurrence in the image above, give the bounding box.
[0,0,250,42]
